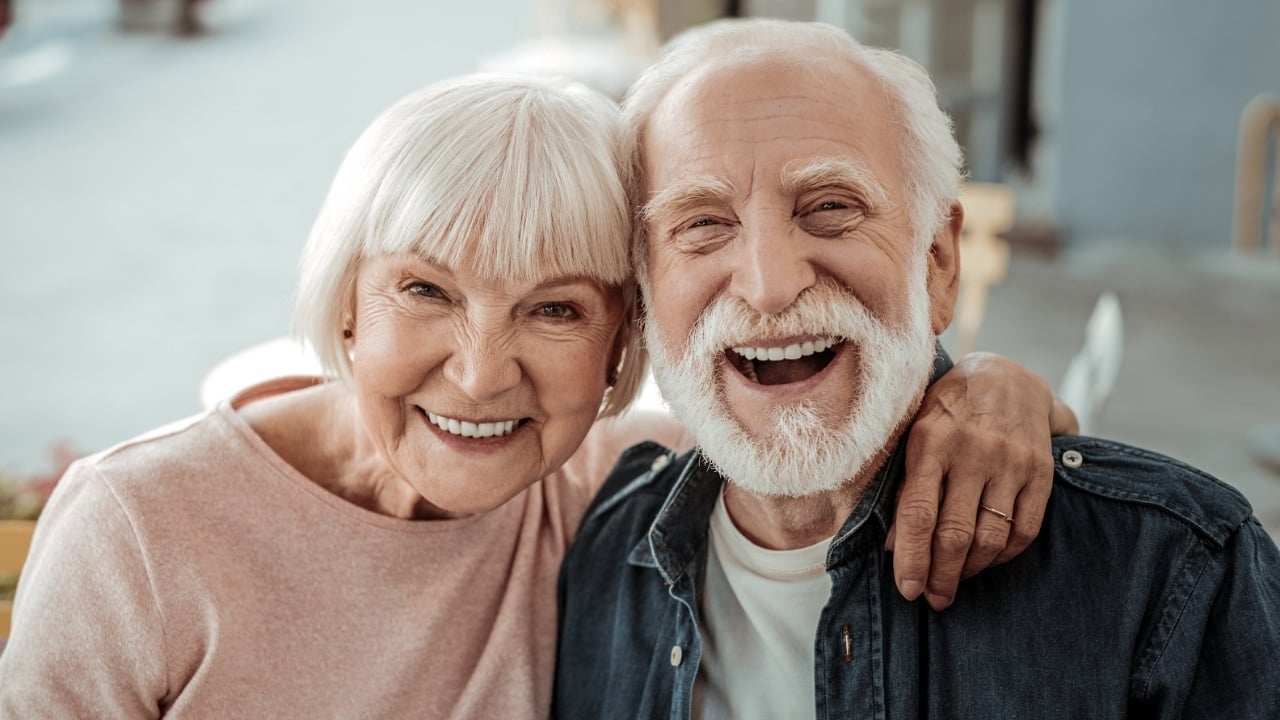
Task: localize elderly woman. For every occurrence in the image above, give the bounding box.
[0,74,1072,717]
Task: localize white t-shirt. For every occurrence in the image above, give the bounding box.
[694,489,835,720]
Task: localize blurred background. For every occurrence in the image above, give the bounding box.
[0,0,1277,536]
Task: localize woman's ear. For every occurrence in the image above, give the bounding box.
[606,320,631,387]
[342,311,356,361]
[926,202,963,334]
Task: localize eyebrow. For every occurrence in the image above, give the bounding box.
[639,175,737,228]
[405,255,606,294]
[780,157,888,207]
[528,275,609,294]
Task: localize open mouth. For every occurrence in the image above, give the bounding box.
[419,408,529,439]
[726,337,844,386]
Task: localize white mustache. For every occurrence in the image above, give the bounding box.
[680,278,881,362]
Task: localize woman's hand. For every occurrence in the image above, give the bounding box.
[887,351,1078,611]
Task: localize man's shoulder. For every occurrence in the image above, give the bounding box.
[576,440,692,532]
[1051,436,1254,549]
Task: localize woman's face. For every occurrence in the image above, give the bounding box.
[347,253,625,516]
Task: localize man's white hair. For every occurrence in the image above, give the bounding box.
[621,17,964,271]
[294,73,647,416]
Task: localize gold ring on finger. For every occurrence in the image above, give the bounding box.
[980,504,1014,524]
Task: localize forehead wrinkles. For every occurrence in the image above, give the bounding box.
[668,54,901,163]
[651,82,891,191]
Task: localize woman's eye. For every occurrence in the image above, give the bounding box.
[537,303,578,320]
[406,282,445,299]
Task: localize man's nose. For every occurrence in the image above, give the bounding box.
[729,224,818,316]
[444,328,522,402]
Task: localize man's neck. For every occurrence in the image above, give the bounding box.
[721,442,898,551]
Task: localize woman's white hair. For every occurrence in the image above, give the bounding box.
[295,73,646,416]
[621,18,964,268]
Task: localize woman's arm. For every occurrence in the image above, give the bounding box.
[0,461,166,717]
[889,351,1077,610]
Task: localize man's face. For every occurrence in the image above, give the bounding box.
[640,53,958,496]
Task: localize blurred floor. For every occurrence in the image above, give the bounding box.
[2,0,1278,539]
[963,249,1280,537]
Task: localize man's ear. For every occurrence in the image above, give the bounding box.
[925,201,963,334]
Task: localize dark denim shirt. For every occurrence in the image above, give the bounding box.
[554,394,1280,718]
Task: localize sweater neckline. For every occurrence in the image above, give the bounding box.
[214,377,525,536]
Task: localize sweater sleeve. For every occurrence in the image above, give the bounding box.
[0,459,168,717]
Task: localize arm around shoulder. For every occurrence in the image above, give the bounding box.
[0,459,167,717]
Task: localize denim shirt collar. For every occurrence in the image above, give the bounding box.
[627,451,725,585]
[630,345,954,580]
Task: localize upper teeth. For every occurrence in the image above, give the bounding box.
[731,337,841,361]
[426,412,518,438]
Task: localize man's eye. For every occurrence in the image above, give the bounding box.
[537,303,577,320]
[815,200,848,211]
[688,217,718,229]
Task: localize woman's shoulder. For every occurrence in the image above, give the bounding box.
[90,377,324,498]
[88,411,224,483]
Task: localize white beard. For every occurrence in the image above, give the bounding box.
[644,260,937,498]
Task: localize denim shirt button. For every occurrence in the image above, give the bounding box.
[651,454,671,472]
[670,645,683,667]
[1062,450,1084,468]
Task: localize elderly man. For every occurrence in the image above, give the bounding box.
[554,18,1280,720]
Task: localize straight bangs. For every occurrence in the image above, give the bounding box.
[295,74,636,389]
[362,81,632,288]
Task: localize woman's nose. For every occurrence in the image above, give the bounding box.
[444,331,522,402]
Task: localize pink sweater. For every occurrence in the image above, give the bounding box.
[0,381,689,718]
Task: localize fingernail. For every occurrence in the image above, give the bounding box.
[926,592,953,611]
[900,579,923,600]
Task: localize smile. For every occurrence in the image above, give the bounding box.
[727,336,844,385]
[425,411,521,438]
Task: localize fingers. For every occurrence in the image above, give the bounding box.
[993,451,1053,564]
[1050,396,1081,435]
[897,352,1058,610]
[891,448,946,602]
[961,477,1018,579]
[922,464,987,611]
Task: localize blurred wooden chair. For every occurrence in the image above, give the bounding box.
[0,520,36,638]
[954,181,1014,357]
[1231,95,1280,476]
[1232,94,1280,256]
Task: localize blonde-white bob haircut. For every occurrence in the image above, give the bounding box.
[621,18,964,267]
[294,73,645,416]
